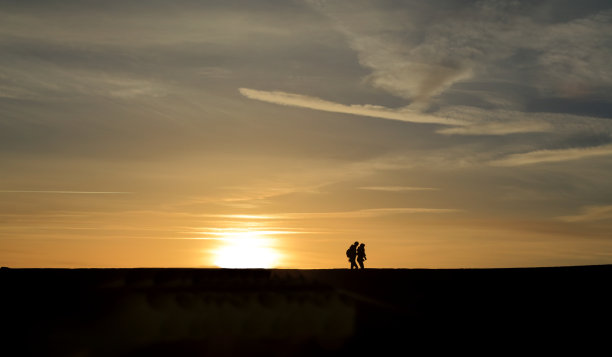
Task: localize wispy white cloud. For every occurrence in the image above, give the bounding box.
[305,1,531,103]
[433,106,611,136]
[198,207,460,220]
[558,205,612,223]
[490,144,612,167]
[240,88,612,137]
[359,186,438,192]
[306,1,477,103]
[239,88,469,126]
[0,190,132,194]
[304,0,612,146]
[282,208,459,219]
[535,10,612,97]
[0,63,165,100]
[194,214,280,220]
[437,121,553,136]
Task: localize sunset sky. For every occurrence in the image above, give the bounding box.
[2,0,612,268]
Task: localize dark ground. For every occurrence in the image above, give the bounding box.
[2,265,612,356]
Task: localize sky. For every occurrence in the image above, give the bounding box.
[2,0,612,269]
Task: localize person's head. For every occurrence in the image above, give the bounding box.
[360,243,365,247]
[354,241,359,246]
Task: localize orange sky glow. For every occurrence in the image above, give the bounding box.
[2,0,612,269]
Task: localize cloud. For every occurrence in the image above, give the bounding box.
[278,207,461,219]
[558,205,612,223]
[437,121,553,136]
[240,89,612,137]
[304,1,474,102]
[490,143,612,167]
[534,10,612,97]
[305,0,522,103]
[198,207,460,220]
[435,106,612,136]
[359,186,438,192]
[239,88,469,126]
[363,62,473,103]
[241,3,612,138]
[0,190,132,194]
[0,3,316,46]
[0,62,165,100]
[306,0,612,114]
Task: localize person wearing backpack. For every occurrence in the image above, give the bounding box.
[346,241,359,269]
[357,243,367,269]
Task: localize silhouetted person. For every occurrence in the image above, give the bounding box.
[346,241,359,269]
[357,243,366,269]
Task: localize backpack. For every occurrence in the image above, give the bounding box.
[346,247,351,258]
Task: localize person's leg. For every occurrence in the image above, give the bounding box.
[358,260,364,269]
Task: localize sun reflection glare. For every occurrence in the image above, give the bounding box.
[211,231,282,268]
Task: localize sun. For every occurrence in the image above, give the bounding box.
[211,232,281,268]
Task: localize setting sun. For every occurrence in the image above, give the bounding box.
[211,232,282,268]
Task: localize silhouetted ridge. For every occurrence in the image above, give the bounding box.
[3,266,612,356]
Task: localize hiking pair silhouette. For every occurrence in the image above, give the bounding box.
[346,241,366,269]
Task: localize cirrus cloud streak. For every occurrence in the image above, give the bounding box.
[239,88,469,126]
[491,143,612,167]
